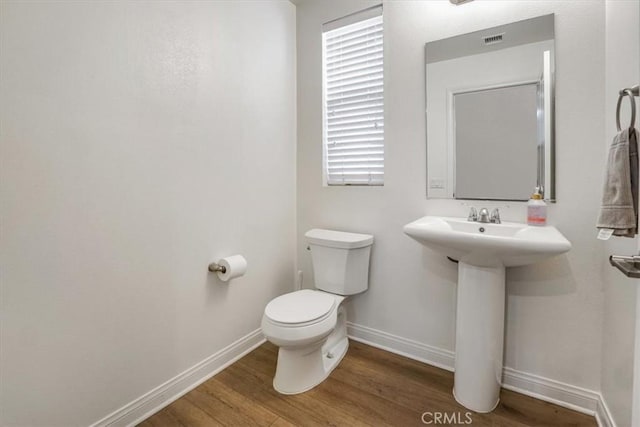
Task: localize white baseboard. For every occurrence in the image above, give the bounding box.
[90,329,265,427]
[595,394,617,427]
[347,321,613,426]
[501,368,598,415]
[347,322,455,372]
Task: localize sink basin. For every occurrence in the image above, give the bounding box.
[403,216,571,267]
[403,215,571,413]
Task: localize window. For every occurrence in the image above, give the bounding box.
[322,7,384,186]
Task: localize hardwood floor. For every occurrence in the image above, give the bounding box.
[138,341,597,427]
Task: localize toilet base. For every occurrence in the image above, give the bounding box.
[273,307,348,394]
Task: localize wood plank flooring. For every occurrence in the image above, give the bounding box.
[138,341,597,427]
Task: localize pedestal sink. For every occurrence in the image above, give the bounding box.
[403,216,571,412]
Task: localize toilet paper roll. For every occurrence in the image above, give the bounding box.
[216,255,247,282]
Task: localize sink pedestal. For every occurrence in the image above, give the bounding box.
[403,215,572,413]
[454,262,505,413]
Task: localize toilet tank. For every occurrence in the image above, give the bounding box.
[305,229,374,295]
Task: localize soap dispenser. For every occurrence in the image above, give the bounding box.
[527,190,547,226]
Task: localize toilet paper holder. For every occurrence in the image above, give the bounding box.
[208,255,247,282]
[208,262,226,273]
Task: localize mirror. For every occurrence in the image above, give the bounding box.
[426,14,555,201]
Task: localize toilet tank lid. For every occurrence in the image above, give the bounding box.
[305,229,374,249]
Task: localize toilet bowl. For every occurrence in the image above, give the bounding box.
[261,229,373,395]
[261,289,347,394]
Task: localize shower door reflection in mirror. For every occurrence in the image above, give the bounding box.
[426,14,555,201]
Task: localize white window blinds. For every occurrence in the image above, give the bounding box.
[322,9,384,186]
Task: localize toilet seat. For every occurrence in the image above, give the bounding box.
[261,290,345,349]
[264,290,336,326]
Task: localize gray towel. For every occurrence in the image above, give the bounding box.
[597,128,638,237]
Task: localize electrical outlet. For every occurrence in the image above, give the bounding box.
[429,178,445,189]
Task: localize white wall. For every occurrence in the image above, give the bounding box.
[0,1,296,425]
[601,2,640,426]
[297,0,606,392]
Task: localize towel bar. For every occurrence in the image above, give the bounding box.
[616,85,639,131]
[609,254,640,278]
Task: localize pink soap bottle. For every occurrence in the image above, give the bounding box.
[527,191,547,226]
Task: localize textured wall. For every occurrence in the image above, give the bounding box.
[297,0,606,391]
[0,2,296,425]
[601,1,640,426]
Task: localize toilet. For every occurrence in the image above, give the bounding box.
[261,228,374,394]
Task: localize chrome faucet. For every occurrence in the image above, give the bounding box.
[467,207,501,224]
[478,208,490,223]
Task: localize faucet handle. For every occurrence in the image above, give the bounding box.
[490,208,501,224]
[467,207,478,222]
